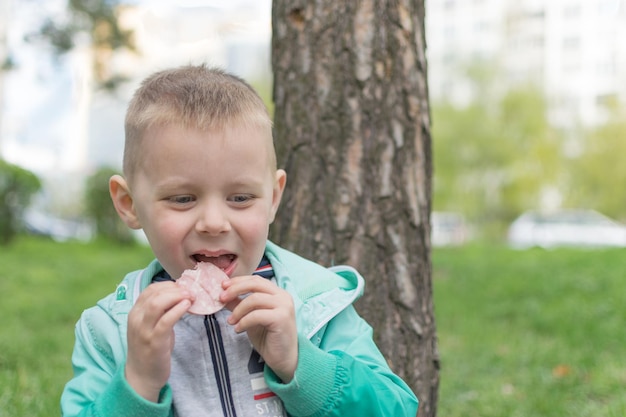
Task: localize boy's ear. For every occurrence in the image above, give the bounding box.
[109,175,141,230]
[270,169,287,223]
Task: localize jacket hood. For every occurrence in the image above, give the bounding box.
[264,241,365,338]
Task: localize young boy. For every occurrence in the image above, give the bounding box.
[61,64,418,417]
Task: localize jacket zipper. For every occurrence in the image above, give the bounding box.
[204,314,237,417]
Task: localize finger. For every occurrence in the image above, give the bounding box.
[221,276,278,302]
[233,307,294,334]
[155,298,192,333]
[223,296,242,313]
[135,282,193,310]
[130,284,193,330]
[227,292,278,324]
[138,281,193,307]
[232,309,271,333]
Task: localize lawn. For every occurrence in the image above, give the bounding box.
[1,237,624,416]
[433,244,626,417]
[0,237,154,417]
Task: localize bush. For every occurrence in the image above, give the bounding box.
[0,159,41,245]
[84,167,135,244]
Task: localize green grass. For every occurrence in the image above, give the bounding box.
[0,237,154,417]
[1,237,625,416]
[433,244,626,417]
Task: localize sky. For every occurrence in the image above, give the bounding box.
[1,0,71,172]
[0,0,272,176]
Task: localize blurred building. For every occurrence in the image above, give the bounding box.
[0,0,11,154]
[0,0,271,222]
[426,0,626,128]
[88,1,272,171]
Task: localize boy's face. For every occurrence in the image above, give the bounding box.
[116,123,286,280]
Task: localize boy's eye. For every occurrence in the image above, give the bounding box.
[230,194,254,204]
[169,195,195,204]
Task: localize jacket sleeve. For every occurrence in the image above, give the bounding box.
[60,308,173,417]
[264,305,419,417]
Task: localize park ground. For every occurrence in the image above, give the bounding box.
[0,237,624,416]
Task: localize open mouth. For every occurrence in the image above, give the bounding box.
[192,253,236,271]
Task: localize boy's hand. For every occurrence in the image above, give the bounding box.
[220,276,298,383]
[125,281,193,402]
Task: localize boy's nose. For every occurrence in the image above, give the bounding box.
[195,203,231,235]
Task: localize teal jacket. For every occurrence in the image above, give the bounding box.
[61,241,418,416]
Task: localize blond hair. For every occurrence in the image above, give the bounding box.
[123,64,273,179]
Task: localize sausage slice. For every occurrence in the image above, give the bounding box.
[177,262,228,315]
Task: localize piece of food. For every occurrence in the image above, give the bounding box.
[177,262,228,315]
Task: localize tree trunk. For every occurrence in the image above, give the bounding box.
[270,1,438,416]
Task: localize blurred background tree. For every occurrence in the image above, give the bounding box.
[565,101,626,221]
[84,166,134,243]
[0,159,41,245]
[29,0,136,89]
[432,60,565,239]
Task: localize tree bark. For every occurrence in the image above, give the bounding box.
[270,1,438,416]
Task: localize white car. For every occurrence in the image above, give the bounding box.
[431,212,468,247]
[507,209,626,249]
